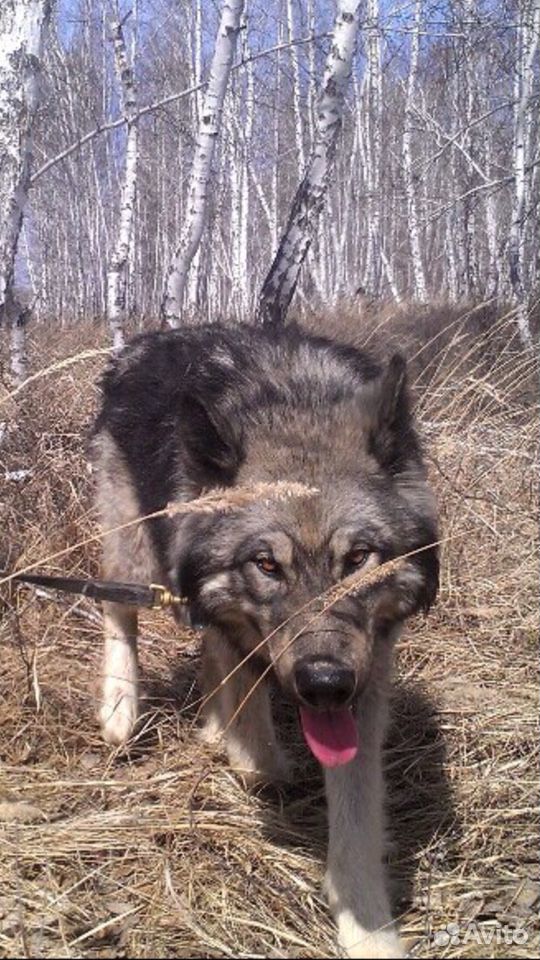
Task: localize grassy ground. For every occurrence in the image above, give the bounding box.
[0,305,538,958]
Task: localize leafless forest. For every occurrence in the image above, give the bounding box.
[0,1,539,959]
[1,0,540,361]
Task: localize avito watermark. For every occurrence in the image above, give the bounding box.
[434,920,530,948]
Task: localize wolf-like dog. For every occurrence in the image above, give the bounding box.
[92,321,439,959]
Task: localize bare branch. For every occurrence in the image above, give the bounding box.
[29,33,328,187]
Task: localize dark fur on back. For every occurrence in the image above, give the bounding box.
[94,322,438,632]
[96,322,383,494]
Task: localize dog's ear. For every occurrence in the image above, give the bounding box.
[360,354,417,471]
[413,542,440,614]
[378,353,408,425]
[180,394,244,483]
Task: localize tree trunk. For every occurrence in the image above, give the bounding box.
[0,0,51,384]
[106,9,138,353]
[161,0,245,328]
[509,0,539,347]
[287,0,305,173]
[364,0,382,297]
[381,247,401,303]
[402,0,427,303]
[186,0,203,315]
[257,0,361,327]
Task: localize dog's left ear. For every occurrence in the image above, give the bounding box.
[180,393,244,483]
[414,542,440,614]
[362,354,417,471]
[378,353,408,424]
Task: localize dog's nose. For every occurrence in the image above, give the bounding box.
[294,658,356,710]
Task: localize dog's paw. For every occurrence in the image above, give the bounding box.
[337,911,405,959]
[227,736,293,786]
[260,750,293,784]
[99,681,138,746]
[198,710,293,784]
[236,754,293,788]
[197,712,225,747]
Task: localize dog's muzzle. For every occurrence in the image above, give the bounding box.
[294,656,356,710]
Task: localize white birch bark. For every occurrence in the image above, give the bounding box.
[445,208,459,302]
[287,0,305,172]
[248,163,274,240]
[354,72,371,293]
[239,49,254,315]
[509,0,539,346]
[193,0,203,123]
[106,10,138,353]
[270,18,284,257]
[381,247,401,303]
[229,95,242,318]
[306,0,317,149]
[257,0,362,326]
[483,123,499,298]
[187,0,203,314]
[0,0,50,383]
[465,1,481,297]
[162,0,245,327]
[230,27,253,320]
[364,0,382,297]
[402,0,427,303]
[360,104,373,289]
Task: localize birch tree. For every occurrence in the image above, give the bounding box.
[287,0,305,174]
[508,0,540,347]
[106,8,139,352]
[402,0,427,303]
[186,0,203,313]
[230,40,254,319]
[0,0,51,383]
[363,0,382,297]
[257,0,362,327]
[161,0,245,327]
[6,0,535,332]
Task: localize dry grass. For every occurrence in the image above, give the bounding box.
[0,306,538,958]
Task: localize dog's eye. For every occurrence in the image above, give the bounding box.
[345,548,370,571]
[255,556,280,577]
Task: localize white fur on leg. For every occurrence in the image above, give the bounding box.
[324,860,404,958]
[333,906,404,959]
[198,705,225,745]
[100,603,139,746]
[100,671,138,745]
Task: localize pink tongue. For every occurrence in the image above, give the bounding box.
[299,706,358,768]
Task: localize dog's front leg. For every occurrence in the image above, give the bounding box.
[199,630,291,784]
[100,601,139,746]
[324,689,404,959]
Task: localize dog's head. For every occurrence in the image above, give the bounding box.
[170,353,439,766]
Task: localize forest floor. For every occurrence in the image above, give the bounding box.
[0,304,538,958]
